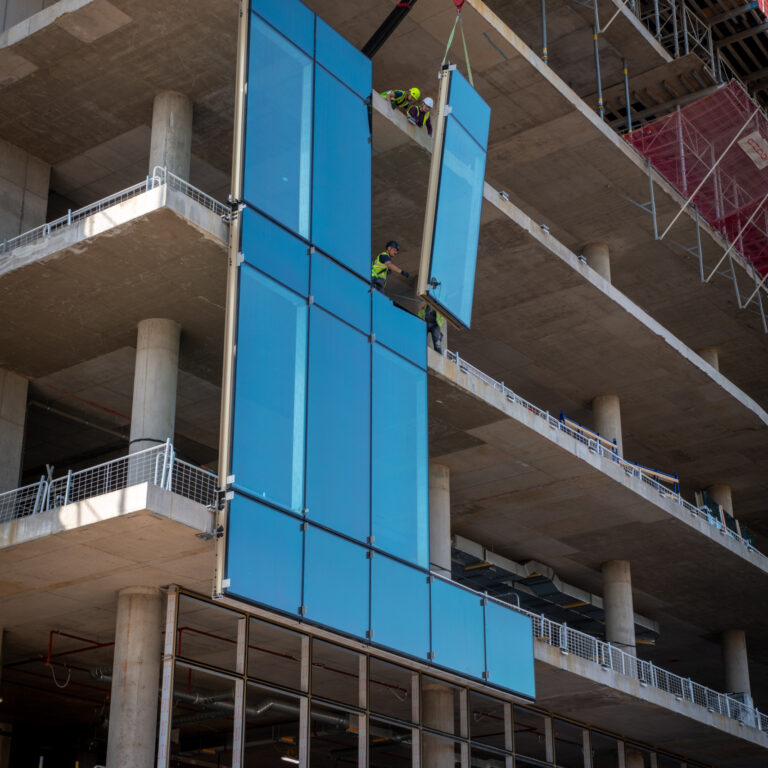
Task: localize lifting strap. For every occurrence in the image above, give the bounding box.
[441,2,474,86]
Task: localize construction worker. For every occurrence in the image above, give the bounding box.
[418,302,445,354]
[380,87,421,112]
[372,241,409,291]
[406,96,434,137]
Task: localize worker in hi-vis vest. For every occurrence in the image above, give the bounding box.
[418,303,445,354]
[371,241,409,291]
[380,87,421,112]
[406,96,434,137]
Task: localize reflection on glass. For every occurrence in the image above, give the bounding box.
[244,683,302,767]
[369,718,414,767]
[315,17,371,100]
[171,663,235,765]
[469,691,508,751]
[590,730,621,768]
[176,595,242,673]
[233,267,307,512]
[656,755,683,768]
[371,347,428,567]
[428,116,485,328]
[245,17,312,237]
[514,706,549,763]
[554,719,585,768]
[448,69,491,150]
[422,732,463,766]
[311,639,364,709]
[369,659,418,723]
[247,618,304,691]
[310,704,360,767]
[422,676,465,737]
[625,745,652,768]
[311,252,370,334]
[471,746,509,768]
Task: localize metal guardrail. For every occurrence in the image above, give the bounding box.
[0,167,229,258]
[0,441,217,525]
[444,350,766,562]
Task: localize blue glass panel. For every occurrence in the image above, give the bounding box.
[241,207,309,296]
[431,579,485,680]
[315,17,371,100]
[233,266,307,511]
[304,525,369,638]
[371,554,429,659]
[371,345,428,567]
[428,118,486,328]
[484,601,536,698]
[311,252,370,333]
[312,66,371,279]
[251,0,314,57]
[226,494,303,615]
[372,290,425,369]
[244,16,312,238]
[305,307,370,541]
[448,70,491,150]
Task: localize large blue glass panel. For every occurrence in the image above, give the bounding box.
[428,118,486,328]
[304,525,369,638]
[431,579,486,680]
[312,66,371,279]
[372,291,425,369]
[311,252,370,334]
[448,70,491,150]
[252,0,315,56]
[371,345,428,567]
[305,307,370,541]
[241,207,309,296]
[371,554,429,660]
[244,16,312,238]
[226,494,303,615]
[484,601,536,699]
[233,267,307,511]
[315,17,371,100]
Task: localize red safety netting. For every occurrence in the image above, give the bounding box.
[625,80,768,276]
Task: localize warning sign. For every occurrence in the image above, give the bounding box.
[738,130,768,170]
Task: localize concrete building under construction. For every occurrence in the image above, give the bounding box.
[1,0,768,765]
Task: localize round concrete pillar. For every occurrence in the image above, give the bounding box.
[422,681,454,768]
[148,91,193,180]
[722,629,751,697]
[592,394,623,456]
[583,242,611,282]
[130,319,181,454]
[707,483,733,516]
[698,346,720,372]
[625,748,644,768]
[106,586,164,768]
[602,560,636,656]
[429,463,452,577]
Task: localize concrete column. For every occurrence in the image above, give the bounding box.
[592,394,623,455]
[106,586,164,768]
[721,629,751,698]
[422,681,454,768]
[602,560,636,656]
[698,346,720,372]
[0,137,50,240]
[0,369,27,491]
[129,319,181,454]
[148,91,193,180]
[583,242,611,282]
[429,463,452,577]
[625,748,644,768]
[707,483,733,516]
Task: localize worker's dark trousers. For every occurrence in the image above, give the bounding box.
[427,322,443,353]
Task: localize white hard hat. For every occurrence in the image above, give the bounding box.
[423,96,434,109]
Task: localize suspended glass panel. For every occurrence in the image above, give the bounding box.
[244,15,312,238]
[371,345,428,566]
[372,290,425,369]
[370,554,429,659]
[449,69,491,149]
[252,0,315,56]
[305,307,370,541]
[232,266,307,512]
[484,601,535,699]
[315,16,371,100]
[312,65,371,279]
[303,525,369,638]
[311,251,370,333]
[226,495,303,615]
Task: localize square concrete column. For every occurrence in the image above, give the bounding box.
[148,91,193,181]
[592,394,623,456]
[0,369,28,492]
[601,560,636,656]
[583,242,611,282]
[429,463,452,577]
[106,587,164,768]
[129,319,181,454]
[721,629,751,700]
[0,138,50,241]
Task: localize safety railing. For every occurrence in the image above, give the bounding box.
[0,167,229,258]
[444,349,767,563]
[0,441,217,525]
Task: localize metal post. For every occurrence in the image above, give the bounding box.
[67,209,72,226]
[670,0,680,58]
[593,26,604,120]
[648,158,659,239]
[681,2,689,54]
[676,106,687,194]
[64,469,72,506]
[541,0,548,63]
[33,477,46,515]
[654,0,661,39]
[623,59,632,132]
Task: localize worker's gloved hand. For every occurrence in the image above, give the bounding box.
[390,100,397,110]
[401,270,410,278]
